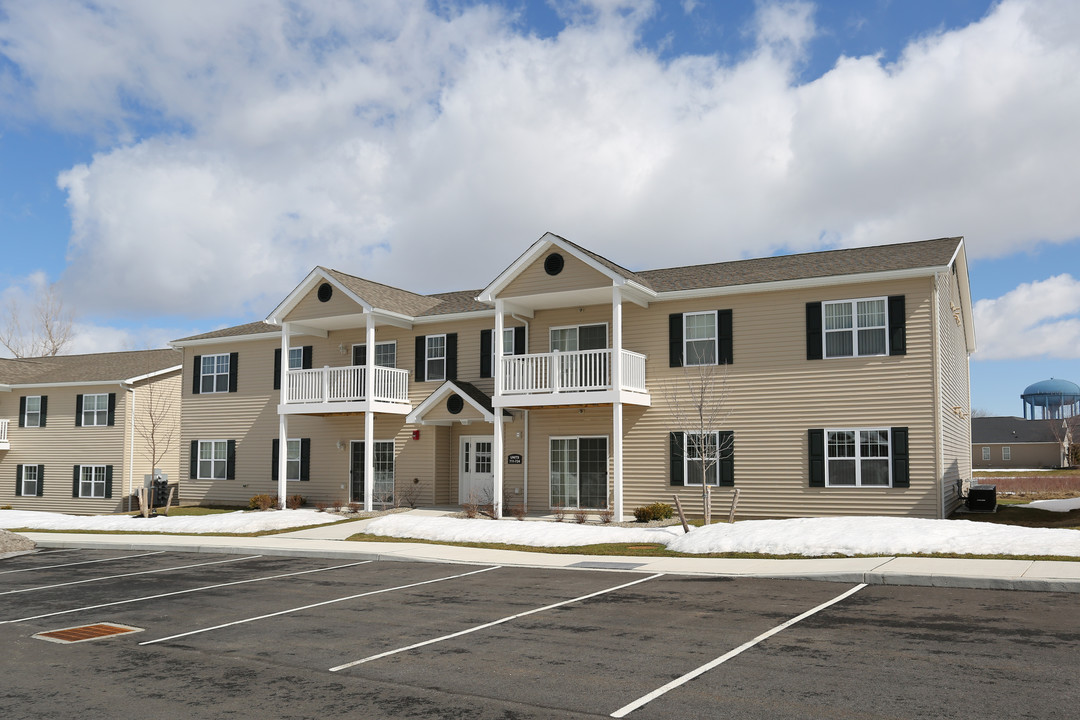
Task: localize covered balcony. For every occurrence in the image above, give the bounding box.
[497,348,648,407]
[281,365,410,415]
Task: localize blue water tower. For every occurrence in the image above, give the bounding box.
[1021,378,1080,419]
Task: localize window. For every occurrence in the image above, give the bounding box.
[79,465,107,498]
[81,393,109,427]
[684,432,720,486]
[823,298,888,358]
[285,439,301,481]
[288,347,303,370]
[426,334,446,381]
[684,312,717,366]
[373,441,396,504]
[23,396,42,427]
[982,447,991,461]
[550,324,606,352]
[1003,446,1011,461]
[550,437,608,509]
[199,440,229,480]
[18,464,42,497]
[353,342,397,368]
[826,429,891,486]
[201,353,231,393]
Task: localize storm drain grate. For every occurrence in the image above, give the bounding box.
[33,623,144,644]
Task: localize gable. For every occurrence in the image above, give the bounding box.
[501,249,613,299]
[284,280,366,323]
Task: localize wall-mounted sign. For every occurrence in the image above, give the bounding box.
[507,454,523,465]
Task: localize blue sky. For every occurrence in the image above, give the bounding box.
[1,0,1079,416]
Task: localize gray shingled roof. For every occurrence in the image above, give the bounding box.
[0,348,182,386]
[173,321,280,343]
[972,417,1062,444]
[321,267,443,317]
[552,233,655,290]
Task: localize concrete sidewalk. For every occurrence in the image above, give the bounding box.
[19,515,1080,593]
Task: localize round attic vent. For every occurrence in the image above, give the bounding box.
[544,252,564,276]
[447,395,464,415]
[317,283,333,302]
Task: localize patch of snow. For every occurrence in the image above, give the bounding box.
[1016,497,1080,513]
[0,509,337,534]
[364,515,683,547]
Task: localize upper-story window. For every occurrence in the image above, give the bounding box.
[353,342,397,368]
[22,396,44,427]
[201,353,231,393]
[824,298,888,358]
[426,334,446,381]
[414,334,456,382]
[668,310,733,367]
[684,312,717,366]
[288,347,303,370]
[550,324,607,352]
[81,393,109,427]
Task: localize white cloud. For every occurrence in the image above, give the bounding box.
[973,274,1080,359]
[1,0,1079,326]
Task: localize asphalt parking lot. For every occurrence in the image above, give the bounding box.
[1,549,1078,719]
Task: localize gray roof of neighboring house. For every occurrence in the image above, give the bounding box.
[0,348,182,386]
[972,417,1062,444]
[172,236,965,342]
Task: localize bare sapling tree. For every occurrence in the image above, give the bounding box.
[0,283,75,358]
[133,369,179,510]
[1046,415,1077,468]
[663,361,734,525]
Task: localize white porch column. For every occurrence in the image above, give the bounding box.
[278,323,291,508]
[364,316,375,512]
[611,286,624,521]
[493,299,505,518]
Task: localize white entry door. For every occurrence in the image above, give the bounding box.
[459,436,494,504]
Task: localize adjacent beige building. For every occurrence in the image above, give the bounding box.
[172,233,976,520]
[0,349,183,514]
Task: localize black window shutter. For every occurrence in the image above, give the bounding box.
[15,464,22,496]
[228,352,239,393]
[39,396,47,427]
[808,429,826,487]
[415,336,426,382]
[891,427,910,488]
[480,329,493,378]
[18,397,25,427]
[190,440,198,479]
[718,309,733,365]
[273,348,282,390]
[302,346,313,369]
[354,344,367,366]
[104,465,113,499]
[718,431,735,486]
[446,333,458,380]
[72,465,80,497]
[668,314,683,368]
[670,432,684,486]
[272,438,279,480]
[74,394,83,427]
[300,438,311,481]
[37,465,45,497]
[192,355,202,394]
[107,393,116,426]
[514,326,526,355]
[806,303,823,360]
[888,296,907,356]
[226,439,236,480]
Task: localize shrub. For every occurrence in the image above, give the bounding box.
[633,502,674,523]
[314,501,328,512]
[573,508,588,524]
[508,503,527,521]
[552,505,566,522]
[248,494,277,511]
[286,494,305,510]
[598,507,614,524]
[348,502,361,514]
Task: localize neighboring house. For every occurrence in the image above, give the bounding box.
[972,416,1071,469]
[0,349,183,514]
[172,233,975,520]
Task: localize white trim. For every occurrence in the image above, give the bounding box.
[824,428,893,488]
[196,439,229,481]
[352,340,397,368]
[425,333,448,382]
[171,332,284,348]
[821,296,889,359]
[406,381,504,425]
[549,435,610,510]
[683,310,719,367]
[123,365,183,384]
[80,392,110,427]
[265,267,372,324]
[680,430,722,487]
[19,463,40,497]
[77,464,108,498]
[197,353,231,394]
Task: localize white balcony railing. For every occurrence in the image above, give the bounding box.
[285,365,409,405]
[500,348,646,396]
[0,418,8,448]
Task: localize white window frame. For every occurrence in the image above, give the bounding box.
[1002,446,1011,461]
[425,334,446,381]
[490,327,517,370]
[288,347,303,370]
[201,353,231,393]
[981,447,991,461]
[825,428,893,487]
[822,297,889,359]
[352,341,397,368]
[682,431,720,486]
[373,439,395,504]
[24,396,42,427]
[549,323,609,352]
[197,440,229,480]
[21,464,39,496]
[82,393,109,427]
[549,435,609,510]
[683,311,718,367]
[79,464,107,498]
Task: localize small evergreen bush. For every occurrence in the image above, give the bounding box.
[633,502,674,523]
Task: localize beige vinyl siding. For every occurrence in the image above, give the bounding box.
[0,385,131,514]
[526,408,613,511]
[127,372,183,498]
[284,281,365,323]
[937,270,972,513]
[502,252,611,298]
[972,442,1062,469]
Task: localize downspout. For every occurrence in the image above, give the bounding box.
[125,384,135,514]
[931,274,945,520]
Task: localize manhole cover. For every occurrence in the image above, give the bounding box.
[34,623,144,644]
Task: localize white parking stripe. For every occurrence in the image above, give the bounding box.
[0,551,166,575]
[0,561,373,624]
[0,555,262,595]
[329,572,665,672]
[609,583,868,718]
[140,565,500,646]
